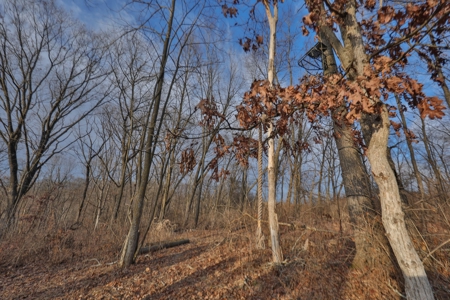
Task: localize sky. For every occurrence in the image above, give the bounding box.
[1,0,447,196]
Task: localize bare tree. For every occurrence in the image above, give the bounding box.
[0,0,111,230]
[119,0,209,267]
[262,0,283,264]
[106,32,155,221]
[73,121,106,225]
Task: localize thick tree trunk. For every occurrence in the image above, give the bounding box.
[344,2,434,297]
[321,34,389,269]
[362,110,434,300]
[313,0,434,296]
[333,119,384,268]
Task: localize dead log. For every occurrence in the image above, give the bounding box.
[138,239,190,255]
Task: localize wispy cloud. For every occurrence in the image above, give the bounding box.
[57,0,134,31]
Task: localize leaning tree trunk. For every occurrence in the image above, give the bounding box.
[339,2,435,298]
[362,110,434,300]
[318,0,436,297]
[119,0,176,268]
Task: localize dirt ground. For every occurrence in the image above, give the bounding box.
[1,217,449,300]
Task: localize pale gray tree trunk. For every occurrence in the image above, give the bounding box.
[313,0,434,297]
[343,1,434,298]
[263,0,283,263]
[362,111,434,300]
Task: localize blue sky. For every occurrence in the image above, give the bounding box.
[57,0,132,31]
[19,0,449,193]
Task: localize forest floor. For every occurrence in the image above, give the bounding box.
[1,210,449,299]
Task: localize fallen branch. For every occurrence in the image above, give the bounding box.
[84,258,101,267]
[138,239,190,255]
[423,238,450,262]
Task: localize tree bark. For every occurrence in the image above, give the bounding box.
[395,94,425,199]
[263,0,283,263]
[387,146,409,205]
[159,148,175,221]
[313,0,434,297]
[342,1,434,297]
[362,110,434,300]
[119,0,176,268]
[321,32,388,270]
[75,163,91,224]
[267,122,283,262]
[255,124,265,249]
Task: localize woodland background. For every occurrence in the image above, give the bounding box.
[0,0,449,299]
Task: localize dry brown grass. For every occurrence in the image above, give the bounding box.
[0,193,449,299]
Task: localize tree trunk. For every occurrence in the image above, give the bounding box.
[321,34,388,270]
[255,123,265,249]
[119,0,176,268]
[193,172,205,228]
[267,122,283,262]
[317,140,327,204]
[387,146,409,205]
[263,0,283,263]
[184,140,206,227]
[395,94,425,199]
[75,163,90,224]
[362,110,435,300]
[314,0,434,296]
[159,148,175,221]
[420,117,446,200]
[333,119,385,268]
[239,163,248,212]
[6,139,20,229]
